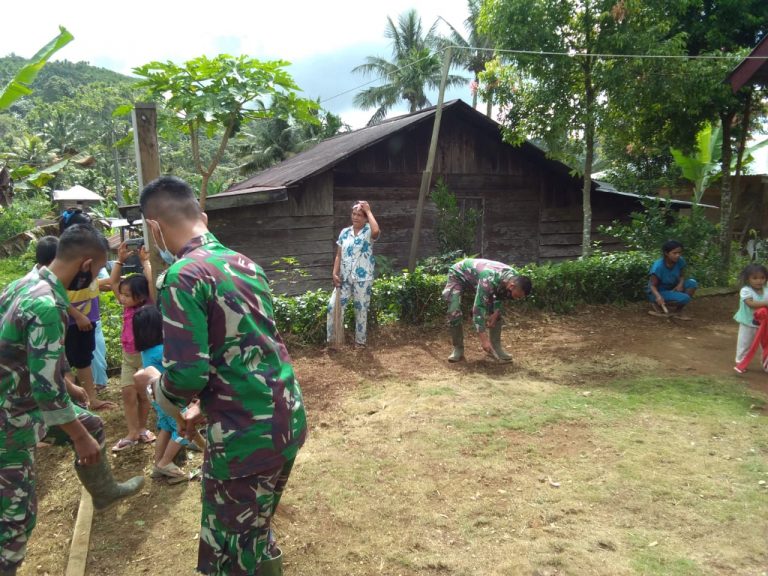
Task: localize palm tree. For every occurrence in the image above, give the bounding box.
[436,0,495,114]
[353,9,467,126]
[235,103,348,175]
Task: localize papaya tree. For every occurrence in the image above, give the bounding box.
[133,54,318,209]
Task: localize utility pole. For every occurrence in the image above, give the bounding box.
[408,47,452,271]
[110,121,123,206]
[131,103,164,283]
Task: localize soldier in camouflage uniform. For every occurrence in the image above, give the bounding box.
[442,258,531,363]
[0,225,144,575]
[134,176,307,576]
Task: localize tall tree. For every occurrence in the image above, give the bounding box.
[479,0,619,256]
[353,9,467,125]
[235,104,347,176]
[594,1,768,273]
[436,0,494,113]
[678,0,768,273]
[134,54,318,209]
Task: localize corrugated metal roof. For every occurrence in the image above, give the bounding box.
[594,180,719,209]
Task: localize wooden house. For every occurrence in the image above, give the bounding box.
[121,99,700,293]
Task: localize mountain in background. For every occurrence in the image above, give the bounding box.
[0,55,136,105]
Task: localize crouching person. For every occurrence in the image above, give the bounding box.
[442,258,531,363]
[0,224,144,575]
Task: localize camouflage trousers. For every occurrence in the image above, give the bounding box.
[197,459,295,576]
[442,274,502,327]
[0,406,104,572]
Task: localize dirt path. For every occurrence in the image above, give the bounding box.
[18,294,767,576]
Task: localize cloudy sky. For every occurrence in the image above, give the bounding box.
[3,2,766,172]
[1,0,477,128]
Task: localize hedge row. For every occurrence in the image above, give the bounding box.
[273,250,656,345]
[0,250,669,364]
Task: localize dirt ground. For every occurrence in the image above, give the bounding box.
[18,294,768,575]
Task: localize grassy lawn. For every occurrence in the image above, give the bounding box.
[13,296,768,576]
[285,368,767,576]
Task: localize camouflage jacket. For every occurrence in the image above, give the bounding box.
[157,232,307,480]
[0,267,76,451]
[448,259,517,332]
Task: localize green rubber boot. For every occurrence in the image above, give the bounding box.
[448,324,464,362]
[75,447,145,510]
[489,323,512,363]
[259,548,283,576]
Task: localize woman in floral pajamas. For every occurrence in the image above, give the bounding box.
[327,201,381,347]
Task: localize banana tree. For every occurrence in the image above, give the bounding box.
[671,121,768,204]
[0,26,73,110]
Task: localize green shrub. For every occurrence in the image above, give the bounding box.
[417,250,468,275]
[431,178,481,255]
[520,251,653,313]
[598,201,743,285]
[273,288,330,345]
[371,267,447,326]
[0,256,27,290]
[0,196,54,243]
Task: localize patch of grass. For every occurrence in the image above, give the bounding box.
[444,376,764,438]
[0,256,26,290]
[591,376,765,418]
[418,386,458,397]
[629,539,701,576]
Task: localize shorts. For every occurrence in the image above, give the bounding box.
[65,323,97,369]
[152,401,189,445]
[120,352,143,387]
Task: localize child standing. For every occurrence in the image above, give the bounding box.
[133,305,204,479]
[111,241,157,452]
[733,263,768,373]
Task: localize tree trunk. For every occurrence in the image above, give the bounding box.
[472,73,478,109]
[719,110,735,278]
[581,66,595,258]
[199,172,210,211]
[731,91,752,236]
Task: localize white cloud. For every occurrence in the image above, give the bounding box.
[1,0,472,75]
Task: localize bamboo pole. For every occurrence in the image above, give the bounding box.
[65,487,93,576]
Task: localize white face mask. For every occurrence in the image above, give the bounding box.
[150,220,176,265]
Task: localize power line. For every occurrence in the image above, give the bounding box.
[319,44,765,108]
[319,50,445,105]
[449,44,766,61]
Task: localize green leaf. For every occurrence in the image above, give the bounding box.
[112,104,133,117]
[0,26,74,109]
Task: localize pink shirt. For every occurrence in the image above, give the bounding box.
[121,305,139,354]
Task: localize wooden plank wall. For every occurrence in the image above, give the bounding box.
[332,114,558,270]
[211,172,334,294]
[212,107,648,295]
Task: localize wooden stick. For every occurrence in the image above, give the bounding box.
[332,287,344,346]
[65,487,93,576]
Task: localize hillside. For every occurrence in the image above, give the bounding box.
[0,55,136,104]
